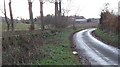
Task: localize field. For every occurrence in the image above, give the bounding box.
[0,22,40,31]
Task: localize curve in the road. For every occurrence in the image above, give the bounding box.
[73,28,119,65]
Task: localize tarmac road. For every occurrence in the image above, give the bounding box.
[73,28,120,66]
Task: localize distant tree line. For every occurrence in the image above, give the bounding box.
[35,14,68,29]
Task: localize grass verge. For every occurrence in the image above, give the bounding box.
[33,29,80,65]
[93,28,120,48]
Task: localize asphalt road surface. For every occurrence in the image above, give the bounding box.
[73,28,120,66]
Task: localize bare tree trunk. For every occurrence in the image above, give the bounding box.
[58,0,61,16]
[4,0,10,31]
[28,1,34,30]
[9,0,14,31]
[58,0,62,28]
[55,1,58,28]
[40,1,44,31]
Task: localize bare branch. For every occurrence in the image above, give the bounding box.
[47,0,55,3]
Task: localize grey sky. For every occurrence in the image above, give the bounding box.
[0,0,119,19]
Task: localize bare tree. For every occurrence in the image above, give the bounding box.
[4,0,10,31]
[9,0,14,31]
[55,0,58,27]
[44,0,69,28]
[48,0,59,28]
[28,0,34,30]
[58,0,61,16]
[39,0,45,31]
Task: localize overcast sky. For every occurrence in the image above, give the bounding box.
[0,0,119,19]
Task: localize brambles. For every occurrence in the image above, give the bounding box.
[2,29,80,65]
[2,29,59,65]
[99,8,119,35]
